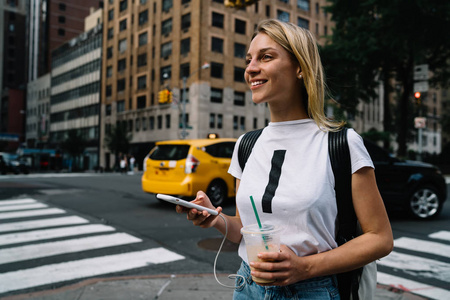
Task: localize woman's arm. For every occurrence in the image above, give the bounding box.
[250,167,393,285]
[176,179,243,244]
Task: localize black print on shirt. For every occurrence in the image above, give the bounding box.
[262,150,286,213]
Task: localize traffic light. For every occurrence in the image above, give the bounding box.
[158,89,172,104]
[414,91,421,105]
[225,0,259,8]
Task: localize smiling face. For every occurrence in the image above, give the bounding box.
[245,33,303,108]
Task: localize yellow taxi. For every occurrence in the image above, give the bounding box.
[141,137,237,206]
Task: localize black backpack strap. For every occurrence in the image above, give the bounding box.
[329,128,361,300]
[238,128,263,171]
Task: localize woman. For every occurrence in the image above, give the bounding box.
[177,19,393,299]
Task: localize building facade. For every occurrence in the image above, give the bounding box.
[49,21,103,170]
[100,0,334,170]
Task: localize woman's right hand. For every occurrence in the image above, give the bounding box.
[176,191,222,228]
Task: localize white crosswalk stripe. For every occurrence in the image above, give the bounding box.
[0,198,185,295]
[377,232,450,300]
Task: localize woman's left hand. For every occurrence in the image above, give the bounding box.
[249,245,309,286]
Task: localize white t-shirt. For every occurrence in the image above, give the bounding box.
[228,119,374,263]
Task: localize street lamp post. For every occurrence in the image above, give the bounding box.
[181,62,209,139]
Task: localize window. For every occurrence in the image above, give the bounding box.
[297,0,310,11]
[58,16,65,23]
[234,91,245,106]
[160,66,171,81]
[108,9,114,21]
[119,19,127,31]
[162,0,173,12]
[217,114,223,129]
[59,3,66,10]
[138,75,147,89]
[315,23,319,35]
[315,2,319,14]
[157,115,162,129]
[181,13,191,30]
[139,10,148,25]
[135,118,141,131]
[138,32,147,46]
[212,12,224,28]
[180,38,190,55]
[119,38,127,53]
[234,42,246,58]
[235,19,246,34]
[120,0,127,12]
[211,37,223,53]
[324,25,328,36]
[166,114,171,129]
[106,85,112,97]
[140,0,148,4]
[180,63,190,79]
[266,5,270,17]
[137,95,146,108]
[182,0,190,4]
[149,116,155,130]
[118,58,126,72]
[58,28,65,36]
[137,53,147,67]
[210,62,223,79]
[240,116,246,130]
[142,117,147,130]
[106,104,111,116]
[106,66,112,78]
[161,42,172,58]
[162,18,172,35]
[210,113,215,129]
[128,120,133,132]
[107,27,114,39]
[117,79,126,92]
[233,116,238,130]
[117,100,125,112]
[277,10,290,22]
[107,46,113,59]
[234,67,245,82]
[297,17,309,29]
[211,88,223,103]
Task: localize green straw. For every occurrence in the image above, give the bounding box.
[249,196,269,250]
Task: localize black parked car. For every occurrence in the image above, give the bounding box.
[364,140,447,219]
[0,152,30,175]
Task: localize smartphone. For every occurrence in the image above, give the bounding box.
[156,194,218,216]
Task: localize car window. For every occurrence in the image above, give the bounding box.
[150,145,190,160]
[363,140,390,163]
[204,142,235,158]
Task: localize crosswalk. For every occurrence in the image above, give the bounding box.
[377,231,450,299]
[1,198,450,299]
[0,198,185,296]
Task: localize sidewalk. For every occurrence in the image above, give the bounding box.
[1,273,428,300]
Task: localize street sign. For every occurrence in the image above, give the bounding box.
[414,117,427,129]
[414,81,429,93]
[414,64,429,81]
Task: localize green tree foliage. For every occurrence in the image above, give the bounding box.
[321,0,450,156]
[104,123,132,159]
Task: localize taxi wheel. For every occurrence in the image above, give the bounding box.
[207,180,227,207]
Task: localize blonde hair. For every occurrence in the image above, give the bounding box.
[253,19,344,131]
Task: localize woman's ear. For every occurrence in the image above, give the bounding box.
[297,70,303,80]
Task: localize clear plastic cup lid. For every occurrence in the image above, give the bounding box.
[241,223,281,235]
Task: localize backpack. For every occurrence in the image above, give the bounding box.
[237,127,376,300]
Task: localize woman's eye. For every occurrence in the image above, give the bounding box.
[262,54,272,60]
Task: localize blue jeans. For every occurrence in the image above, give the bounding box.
[233,261,340,300]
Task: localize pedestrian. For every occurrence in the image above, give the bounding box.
[129,155,135,174]
[120,155,127,174]
[176,19,393,299]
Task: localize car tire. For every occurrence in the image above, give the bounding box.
[408,185,443,219]
[206,179,227,207]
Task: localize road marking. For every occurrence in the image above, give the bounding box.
[378,251,450,283]
[378,272,450,300]
[0,203,48,212]
[0,247,185,294]
[0,208,66,220]
[0,224,115,246]
[394,237,450,259]
[429,231,450,242]
[0,233,142,264]
[0,216,89,233]
[0,199,37,206]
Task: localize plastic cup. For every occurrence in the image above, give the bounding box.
[241,223,281,284]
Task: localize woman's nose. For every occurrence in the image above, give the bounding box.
[246,59,259,74]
